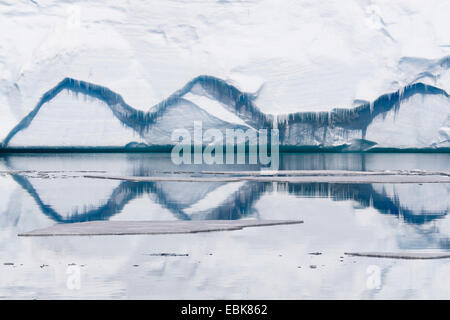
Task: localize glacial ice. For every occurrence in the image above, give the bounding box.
[344,252,450,260]
[1,1,449,150]
[18,220,303,236]
[6,90,146,147]
[1,77,448,150]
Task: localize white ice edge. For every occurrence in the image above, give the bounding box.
[82,172,450,184]
[18,220,303,236]
[198,170,450,176]
[345,252,450,260]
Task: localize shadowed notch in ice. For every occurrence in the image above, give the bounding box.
[18,220,303,236]
[345,252,450,259]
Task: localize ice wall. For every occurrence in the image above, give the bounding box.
[3,77,449,149]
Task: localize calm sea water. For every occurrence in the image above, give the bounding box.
[0,153,449,299]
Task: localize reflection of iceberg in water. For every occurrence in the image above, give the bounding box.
[9,174,270,223]
[8,171,448,225]
[282,183,448,224]
[2,152,449,173]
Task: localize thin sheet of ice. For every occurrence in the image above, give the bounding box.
[345,252,450,259]
[18,220,303,236]
[83,170,450,184]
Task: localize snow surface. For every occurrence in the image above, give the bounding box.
[1,1,450,129]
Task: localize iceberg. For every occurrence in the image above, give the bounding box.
[1,77,449,150]
[2,0,450,151]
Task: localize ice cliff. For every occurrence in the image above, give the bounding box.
[2,77,449,149]
[1,0,449,150]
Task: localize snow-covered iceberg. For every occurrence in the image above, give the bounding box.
[1,1,450,150]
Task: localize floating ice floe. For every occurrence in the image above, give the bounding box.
[82,169,450,184]
[18,220,303,236]
[345,252,450,259]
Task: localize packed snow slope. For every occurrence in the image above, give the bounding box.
[1,0,450,149]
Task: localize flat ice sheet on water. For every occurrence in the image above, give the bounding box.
[18,220,303,236]
[345,252,450,260]
[83,169,450,184]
